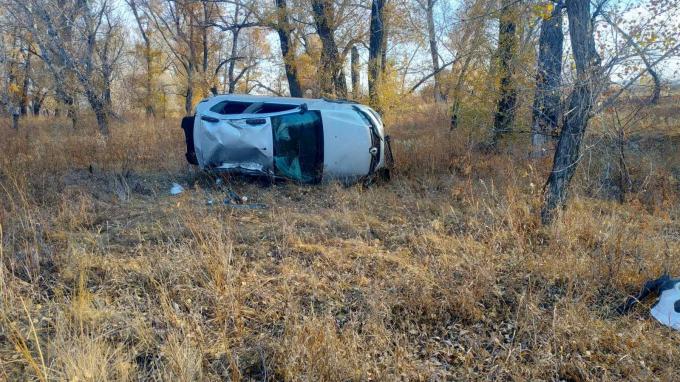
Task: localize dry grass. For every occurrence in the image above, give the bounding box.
[0,106,679,381]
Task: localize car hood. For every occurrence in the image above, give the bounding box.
[321,110,372,180]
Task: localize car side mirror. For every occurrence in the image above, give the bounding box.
[300,103,308,114]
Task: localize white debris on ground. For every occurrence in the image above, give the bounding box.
[170,183,185,195]
[203,185,267,209]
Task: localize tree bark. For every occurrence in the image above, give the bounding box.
[368,0,386,107]
[227,29,240,94]
[541,0,601,224]
[19,46,31,116]
[530,3,563,157]
[311,0,347,98]
[12,110,20,130]
[351,45,360,99]
[55,88,77,128]
[380,19,388,75]
[32,89,46,115]
[426,0,443,102]
[144,44,155,117]
[202,1,210,74]
[185,66,194,116]
[83,87,110,135]
[450,53,473,130]
[275,0,303,97]
[491,0,519,143]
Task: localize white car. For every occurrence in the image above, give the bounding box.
[181,94,392,183]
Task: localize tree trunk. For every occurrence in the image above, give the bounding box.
[19,48,31,116]
[185,81,194,116]
[12,110,20,130]
[56,90,77,128]
[228,29,239,94]
[426,0,443,102]
[145,44,155,117]
[380,19,388,75]
[449,53,473,130]
[311,0,347,98]
[648,68,661,105]
[275,0,303,97]
[368,0,386,107]
[84,88,109,135]
[184,55,195,116]
[202,2,210,74]
[541,0,601,224]
[32,89,46,116]
[94,106,109,136]
[351,45,360,99]
[530,4,563,157]
[491,0,519,143]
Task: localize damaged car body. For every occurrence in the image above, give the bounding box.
[181,95,393,183]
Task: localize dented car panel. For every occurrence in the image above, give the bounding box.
[194,117,274,173]
[183,94,391,183]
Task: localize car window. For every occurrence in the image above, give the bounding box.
[210,101,252,114]
[272,111,324,183]
[210,101,298,115]
[257,103,298,114]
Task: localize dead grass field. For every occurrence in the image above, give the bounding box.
[1,104,679,381]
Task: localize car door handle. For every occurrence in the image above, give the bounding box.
[246,118,266,125]
[201,115,219,123]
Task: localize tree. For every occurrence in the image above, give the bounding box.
[18,39,31,116]
[541,0,601,224]
[530,2,563,157]
[145,0,207,115]
[275,0,303,97]
[368,0,387,107]
[414,0,443,102]
[126,0,159,117]
[350,45,360,99]
[208,1,260,95]
[7,0,123,135]
[4,0,79,126]
[448,0,491,130]
[598,9,661,105]
[311,0,347,97]
[0,28,22,128]
[491,0,519,144]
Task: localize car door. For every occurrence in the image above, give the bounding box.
[195,114,275,173]
[270,110,324,183]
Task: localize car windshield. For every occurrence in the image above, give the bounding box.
[271,111,324,183]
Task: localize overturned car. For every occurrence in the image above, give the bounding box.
[181,95,392,183]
